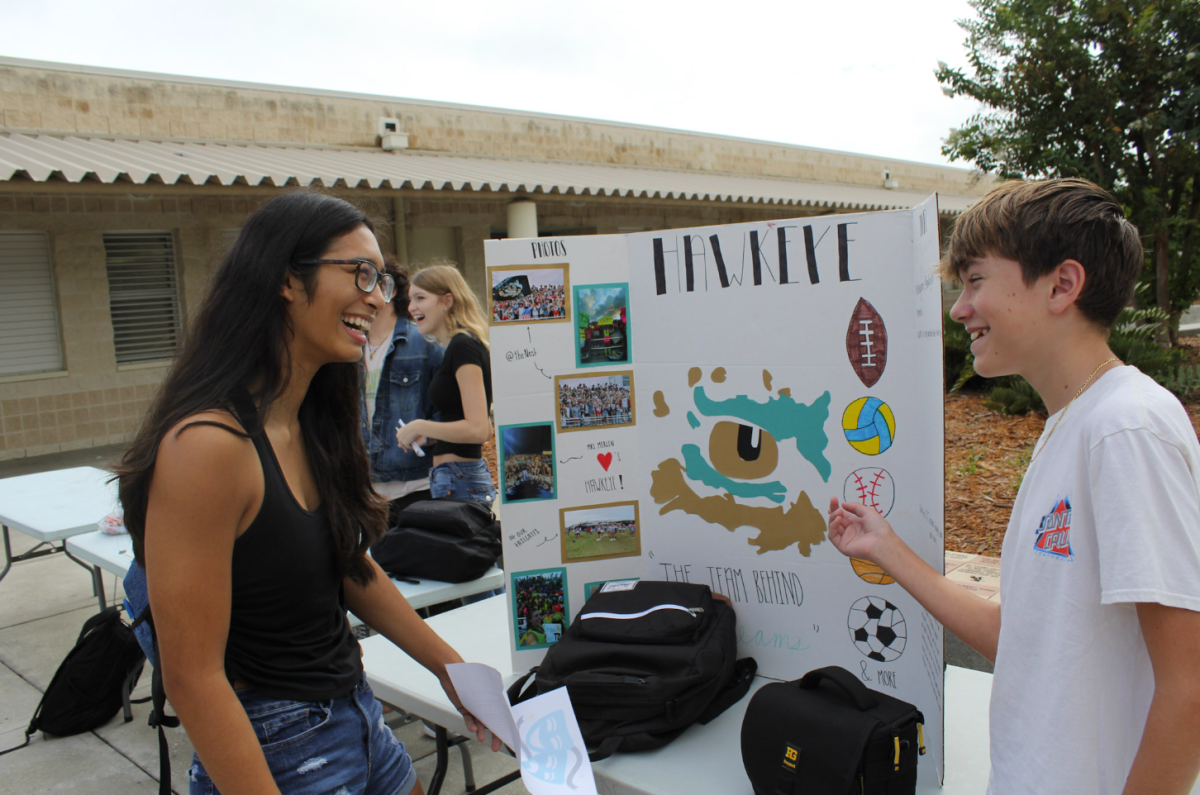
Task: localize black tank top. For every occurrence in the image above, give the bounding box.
[222,397,362,701]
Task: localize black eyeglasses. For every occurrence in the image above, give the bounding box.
[296,259,396,303]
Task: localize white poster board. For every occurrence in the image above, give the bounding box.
[486,197,945,784]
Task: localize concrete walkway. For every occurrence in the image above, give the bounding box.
[0,444,527,794]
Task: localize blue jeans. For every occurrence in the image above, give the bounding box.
[430,460,496,505]
[188,676,416,795]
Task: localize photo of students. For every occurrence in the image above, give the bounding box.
[488,265,570,324]
[512,568,569,649]
[555,371,635,433]
[560,501,640,563]
[395,265,496,505]
[574,283,632,367]
[115,193,499,795]
[499,422,556,503]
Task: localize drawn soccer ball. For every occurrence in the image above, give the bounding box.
[847,596,907,662]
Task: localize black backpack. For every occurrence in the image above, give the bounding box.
[371,498,501,583]
[0,607,146,754]
[508,580,757,760]
[741,666,926,795]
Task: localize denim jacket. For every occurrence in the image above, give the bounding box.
[360,319,445,484]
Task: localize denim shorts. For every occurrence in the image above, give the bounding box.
[430,459,496,505]
[188,675,416,795]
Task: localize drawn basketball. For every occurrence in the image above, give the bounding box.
[850,557,896,585]
[842,397,896,455]
[845,298,888,388]
[843,467,895,517]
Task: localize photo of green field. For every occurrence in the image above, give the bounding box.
[560,500,640,563]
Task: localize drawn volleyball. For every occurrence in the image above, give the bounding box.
[842,397,896,455]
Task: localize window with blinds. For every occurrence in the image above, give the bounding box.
[0,233,63,377]
[103,231,182,365]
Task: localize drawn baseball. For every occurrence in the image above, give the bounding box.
[845,298,888,387]
[847,596,906,662]
[842,397,896,455]
[843,467,895,517]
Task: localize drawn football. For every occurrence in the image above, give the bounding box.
[843,467,896,517]
[847,596,907,662]
[845,298,888,388]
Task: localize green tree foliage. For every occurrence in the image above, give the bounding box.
[961,298,1197,416]
[936,0,1200,338]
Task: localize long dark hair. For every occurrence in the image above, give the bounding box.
[115,191,387,585]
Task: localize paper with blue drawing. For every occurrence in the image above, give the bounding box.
[485,199,946,786]
[446,663,598,795]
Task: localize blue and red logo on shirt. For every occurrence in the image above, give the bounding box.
[1034,497,1073,560]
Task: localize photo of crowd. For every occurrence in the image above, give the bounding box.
[555,371,635,433]
[512,568,569,649]
[560,501,640,563]
[574,283,632,367]
[488,265,570,324]
[499,422,556,503]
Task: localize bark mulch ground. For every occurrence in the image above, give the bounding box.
[946,337,1200,554]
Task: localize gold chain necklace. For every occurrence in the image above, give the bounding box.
[1029,357,1121,464]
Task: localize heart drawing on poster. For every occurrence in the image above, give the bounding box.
[597,453,613,471]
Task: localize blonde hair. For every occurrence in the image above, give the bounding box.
[411,263,490,349]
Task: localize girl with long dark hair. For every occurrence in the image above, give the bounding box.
[116,192,495,795]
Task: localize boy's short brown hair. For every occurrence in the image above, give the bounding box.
[383,255,411,320]
[941,177,1144,329]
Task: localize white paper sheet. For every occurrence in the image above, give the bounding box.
[513,686,598,795]
[445,662,519,752]
[445,662,598,795]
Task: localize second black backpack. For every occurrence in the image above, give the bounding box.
[1,606,146,755]
[371,498,501,583]
[508,580,757,760]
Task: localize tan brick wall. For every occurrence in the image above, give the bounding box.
[0,182,890,460]
[0,189,269,459]
[0,62,991,198]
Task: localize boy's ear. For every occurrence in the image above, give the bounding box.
[1047,259,1086,315]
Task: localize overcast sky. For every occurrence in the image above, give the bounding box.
[1,0,986,167]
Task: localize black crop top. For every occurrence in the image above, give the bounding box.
[427,333,493,459]
[222,397,362,701]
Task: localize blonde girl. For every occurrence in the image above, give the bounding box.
[396,264,496,504]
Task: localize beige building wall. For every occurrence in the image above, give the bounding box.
[0,58,987,460]
[0,58,988,198]
[0,185,839,460]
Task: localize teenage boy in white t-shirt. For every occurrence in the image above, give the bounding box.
[828,178,1200,795]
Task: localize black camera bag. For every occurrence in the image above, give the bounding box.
[741,666,925,795]
[371,498,501,583]
[508,580,757,760]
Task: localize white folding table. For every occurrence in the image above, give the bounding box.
[0,466,119,606]
[361,597,994,795]
[65,528,505,617]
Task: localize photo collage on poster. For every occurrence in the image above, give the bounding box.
[490,260,639,654]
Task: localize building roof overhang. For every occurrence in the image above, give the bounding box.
[0,132,976,213]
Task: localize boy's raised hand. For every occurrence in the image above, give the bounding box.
[827,497,899,564]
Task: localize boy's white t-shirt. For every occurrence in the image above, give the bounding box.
[989,366,1200,795]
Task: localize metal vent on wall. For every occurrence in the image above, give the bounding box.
[0,232,63,377]
[102,232,182,365]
